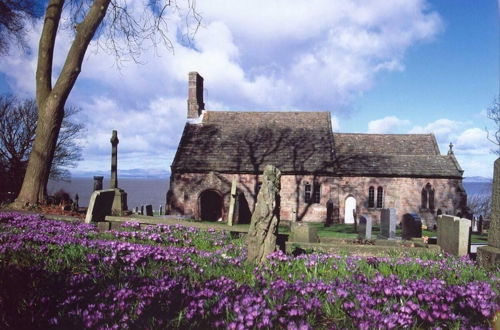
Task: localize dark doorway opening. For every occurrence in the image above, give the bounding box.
[199,190,223,221]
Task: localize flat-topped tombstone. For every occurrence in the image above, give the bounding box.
[357,215,372,240]
[402,213,422,240]
[379,208,396,239]
[437,215,470,257]
[291,222,319,243]
[85,189,116,223]
[145,204,153,216]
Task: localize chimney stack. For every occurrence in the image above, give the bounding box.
[187,72,205,119]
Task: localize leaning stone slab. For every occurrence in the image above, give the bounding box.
[290,222,319,243]
[85,189,116,223]
[246,165,281,264]
[437,215,470,257]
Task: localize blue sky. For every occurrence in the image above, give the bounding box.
[0,0,498,178]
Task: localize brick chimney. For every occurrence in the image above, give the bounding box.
[187,72,205,119]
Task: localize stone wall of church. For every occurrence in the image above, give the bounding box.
[168,171,466,226]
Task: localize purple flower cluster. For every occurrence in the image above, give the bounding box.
[0,212,498,329]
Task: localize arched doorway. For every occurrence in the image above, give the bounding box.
[344,196,356,224]
[199,190,223,221]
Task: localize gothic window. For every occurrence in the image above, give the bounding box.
[368,186,375,208]
[376,186,384,208]
[421,183,434,210]
[428,186,435,210]
[421,188,427,209]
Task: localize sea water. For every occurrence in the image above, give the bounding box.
[47,177,170,210]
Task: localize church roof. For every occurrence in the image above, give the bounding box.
[171,111,463,178]
[171,111,334,174]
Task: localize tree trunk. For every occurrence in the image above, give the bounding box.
[13,0,111,207]
[15,100,64,205]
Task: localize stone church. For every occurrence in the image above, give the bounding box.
[167,72,467,226]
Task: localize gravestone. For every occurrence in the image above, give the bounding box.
[145,204,153,216]
[478,158,500,267]
[159,205,163,215]
[140,205,144,215]
[93,176,104,191]
[478,215,483,234]
[357,215,372,240]
[134,207,139,214]
[437,215,470,256]
[402,213,422,240]
[379,208,396,239]
[290,222,319,243]
[85,189,116,223]
[246,165,281,264]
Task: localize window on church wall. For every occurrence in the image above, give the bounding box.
[368,186,375,208]
[421,183,434,210]
[421,188,428,209]
[304,182,321,204]
[313,182,321,203]
[429,188,435,210]
[304,182,312,203]
[377,186,384,208]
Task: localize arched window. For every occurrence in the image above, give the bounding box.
[421,188,427,209]
[421,183,434,210]
[376,186,384,208]
[368,186,375,208]
[428,186,435,210]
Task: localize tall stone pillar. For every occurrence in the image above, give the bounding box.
[477,158,500,267]
[108,130,128,214]
[110,130,119,189]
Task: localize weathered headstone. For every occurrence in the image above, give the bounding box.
[290,222,319,243]
[140,205,144,215]
[93,176,103,191]
[357,215,372,240]
[402,213,422,240]
[437,214,470,257]
[227,178,237,226]
[145,204,153,216]
[85,189,116,223]
[379,208,396,239]
[478,158,500,267]
[246,165,281,264]
[159,205,163,215]
[134,206,139,214]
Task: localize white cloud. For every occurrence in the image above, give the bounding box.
[367,116,410,133]
[409,118,460,141]
[455,128,492,155]
[0,0,443,173]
